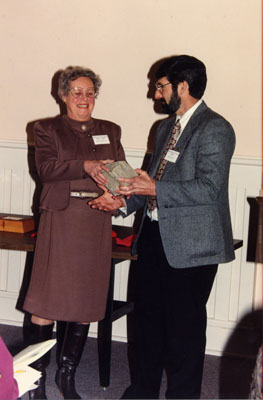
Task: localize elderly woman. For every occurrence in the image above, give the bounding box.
[23,66,125,399]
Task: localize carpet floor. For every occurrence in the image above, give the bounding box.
[0,324,257,399]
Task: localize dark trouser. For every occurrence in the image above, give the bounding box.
[126,217,218,399]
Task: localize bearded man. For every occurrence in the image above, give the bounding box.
[90,55,236,399]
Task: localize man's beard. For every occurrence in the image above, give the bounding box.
[161,92,181,115]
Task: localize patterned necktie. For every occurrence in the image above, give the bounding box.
[147,119,181,211]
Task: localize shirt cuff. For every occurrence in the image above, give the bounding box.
[118,205,127,216]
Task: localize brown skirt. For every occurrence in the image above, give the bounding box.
[23,197,112,322]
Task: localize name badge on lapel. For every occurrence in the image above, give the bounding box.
[92,135,110,145]
[165,149,180,163]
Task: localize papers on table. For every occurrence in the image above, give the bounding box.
[13,339,56,397]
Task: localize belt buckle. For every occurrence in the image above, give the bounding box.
[79,191,87,199]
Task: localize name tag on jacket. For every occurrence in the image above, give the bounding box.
[164,149,180,163]
[93,135,110,145]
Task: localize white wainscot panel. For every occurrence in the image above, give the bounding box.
[206,157,262,355]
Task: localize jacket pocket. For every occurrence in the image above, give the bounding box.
[160,205,224,261]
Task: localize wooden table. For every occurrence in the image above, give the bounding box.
[0,227,244,254]
[0,214,243,388]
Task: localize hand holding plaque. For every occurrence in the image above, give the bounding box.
[101,161,138,196]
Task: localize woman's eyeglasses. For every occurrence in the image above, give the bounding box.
[69,87,96,99]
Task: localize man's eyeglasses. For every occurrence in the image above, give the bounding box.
[70,87,96,99]
[155,82,171,92]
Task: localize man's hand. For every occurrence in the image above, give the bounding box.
[88,185,125,211]
[116,169,156,196]
[84,159,113,185]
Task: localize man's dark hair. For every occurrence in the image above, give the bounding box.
[156,55,207,99]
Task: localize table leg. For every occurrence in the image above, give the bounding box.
[97,259,115,388]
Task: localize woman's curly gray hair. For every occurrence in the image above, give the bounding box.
[58,66,102,99]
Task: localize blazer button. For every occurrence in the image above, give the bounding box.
[92,148,96,152]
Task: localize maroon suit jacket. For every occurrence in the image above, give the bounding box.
[34,115,125,211]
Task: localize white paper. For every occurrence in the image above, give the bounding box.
[13,339,56,368]
[14,365,41,397]
[13,339,56,396]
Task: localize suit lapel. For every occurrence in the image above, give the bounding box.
[164,102,208,175]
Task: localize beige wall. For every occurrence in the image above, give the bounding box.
[0,0,261,157]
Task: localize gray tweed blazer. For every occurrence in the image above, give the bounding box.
[126,101,236,268]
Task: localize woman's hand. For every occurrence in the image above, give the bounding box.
[84,159,113,185]
[89,185,125,211]
[116,169,156,196]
